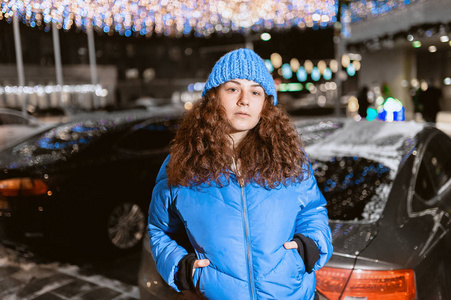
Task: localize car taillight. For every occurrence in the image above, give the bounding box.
[0,178,49,196]
[316,267,416,300]
[316,266,352,299]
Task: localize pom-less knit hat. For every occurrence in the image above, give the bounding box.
[202,48,278,105]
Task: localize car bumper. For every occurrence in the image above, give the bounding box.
[0,194,67,242]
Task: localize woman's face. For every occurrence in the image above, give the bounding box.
[218,79,266,145]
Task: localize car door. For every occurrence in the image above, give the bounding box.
[411,132,451,214]
[111,118,179,203]
[79,117,179,252]
[409,131,451,299]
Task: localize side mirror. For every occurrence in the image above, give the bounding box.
[438,178,451,213]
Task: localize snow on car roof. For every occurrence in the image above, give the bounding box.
[296,118,425,172]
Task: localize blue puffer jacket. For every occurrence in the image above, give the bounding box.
[148,156,333,300]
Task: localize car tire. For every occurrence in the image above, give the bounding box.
[102,201,147,254]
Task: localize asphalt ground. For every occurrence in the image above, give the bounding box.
[0,242,141,300]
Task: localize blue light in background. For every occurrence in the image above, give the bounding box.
[281,63,293,79]
[265,59,274,73]
[323,68,332,80]
[311,67,321,81]
[296,67,307,82]
[346,63,356,76]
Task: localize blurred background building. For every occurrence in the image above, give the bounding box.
[0,0,450,122]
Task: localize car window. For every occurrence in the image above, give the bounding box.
[414,134,451,202]
[9,119,122,159]
[114,118,179,152]
[312,156,393,222]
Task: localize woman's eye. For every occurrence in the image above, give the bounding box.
[252,90,263,96]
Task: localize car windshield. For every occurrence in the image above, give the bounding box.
[312,156,393,222]
[1,111,181,170]
[1,120,117,170]
[1,112,151,168]
[299,119,424,224]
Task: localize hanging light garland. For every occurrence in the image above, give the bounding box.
[0,0,337,37]
[345,0,419,23]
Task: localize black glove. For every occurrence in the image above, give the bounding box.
[292,233,320,273]
[175,253,197,291]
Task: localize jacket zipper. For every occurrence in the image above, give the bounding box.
[240,178,256,300]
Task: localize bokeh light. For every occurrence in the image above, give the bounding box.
[1,0,338,37]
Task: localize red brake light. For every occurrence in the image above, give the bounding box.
[316,266,352,300]
[0,178,49,196]
[316,267,416,300]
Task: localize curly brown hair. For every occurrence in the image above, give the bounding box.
[166,88,309,188]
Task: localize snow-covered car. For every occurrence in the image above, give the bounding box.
[0,108,44,150]
[138,119,451,300]
[0,109,181,254]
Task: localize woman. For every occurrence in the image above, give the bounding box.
[148,48,333,300]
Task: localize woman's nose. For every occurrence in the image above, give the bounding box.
[237,91,249,106]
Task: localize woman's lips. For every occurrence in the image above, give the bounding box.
[236,111,250,116]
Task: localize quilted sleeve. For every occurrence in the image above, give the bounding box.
[294,163,333,271]
[147,158,187,292]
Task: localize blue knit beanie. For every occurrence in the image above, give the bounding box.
[202,48,277,105]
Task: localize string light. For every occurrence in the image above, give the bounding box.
[344,0,419,23]
[290,58,300,72]
[0,0,337,37]
[304,60,314,73]
[270,53,283,69]
[329,59,338,73]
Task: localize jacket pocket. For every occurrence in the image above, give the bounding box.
[262,249,305,281]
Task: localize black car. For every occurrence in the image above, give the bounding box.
[0,109,182,254]
[138,119,451,300]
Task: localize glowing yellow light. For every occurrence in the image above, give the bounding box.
[304,60,313,74]
[353,60,361,71]
[290,58,300,72]
[317,60,327,74]
[420,80,428,91]
[271,53,283,69]
[329,59,338,73]
[348,96,359,113]
[341,54,350,68]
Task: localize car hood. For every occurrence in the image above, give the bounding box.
[329,221,378,255]
[0,110,177,172]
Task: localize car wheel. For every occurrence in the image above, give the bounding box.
[105,201,147,252]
